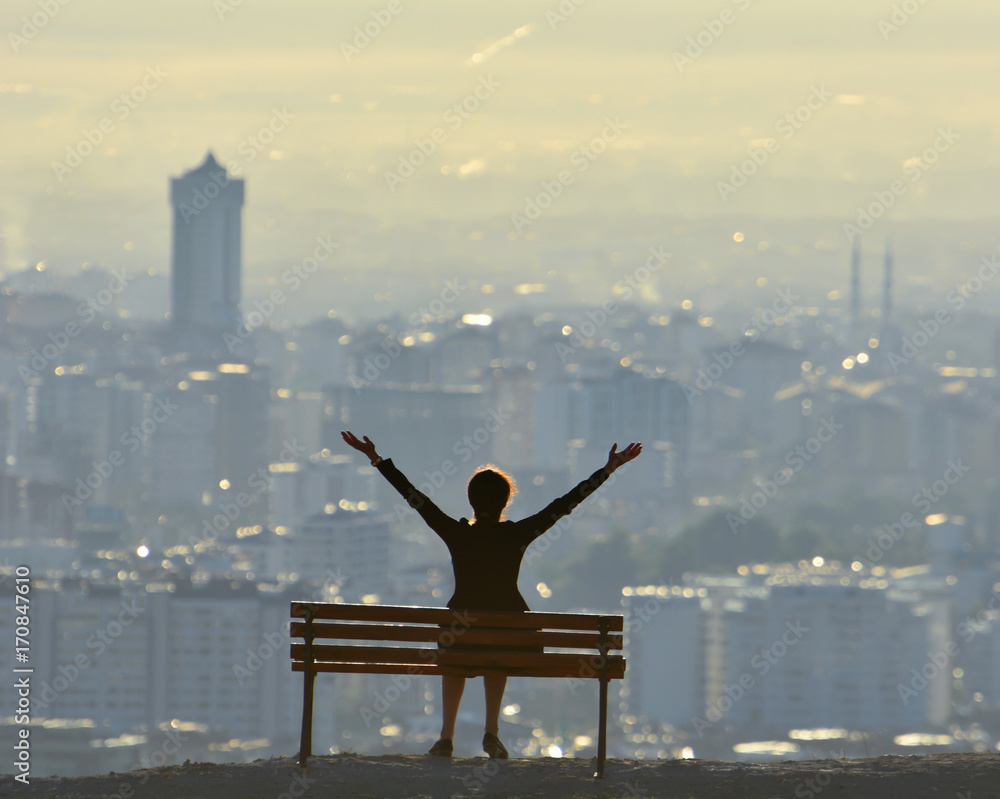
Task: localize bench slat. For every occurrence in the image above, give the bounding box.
[289,621,623,650]
[291,602,624,632]
[291,659,626,680]
[291,643,623,672]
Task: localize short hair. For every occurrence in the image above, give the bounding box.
[467,466,517,521]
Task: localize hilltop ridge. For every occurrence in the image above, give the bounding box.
[8,752,1000,799]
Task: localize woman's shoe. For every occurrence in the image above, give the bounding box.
[428,738,453,757]
[482,732,508,759]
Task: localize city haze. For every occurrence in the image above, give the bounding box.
[4,0,1000,781]
[3,0,1000,321]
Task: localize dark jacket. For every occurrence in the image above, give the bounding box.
[376,458,609,612]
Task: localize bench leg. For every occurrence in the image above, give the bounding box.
[595,676,608,779]
[299,667,315,767]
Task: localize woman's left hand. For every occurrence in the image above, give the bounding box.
[604,442,642,474]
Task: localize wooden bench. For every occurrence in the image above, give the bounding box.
[290,601,626,777]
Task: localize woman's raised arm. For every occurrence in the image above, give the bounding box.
[341,430,457,542]
[516,441,643,545]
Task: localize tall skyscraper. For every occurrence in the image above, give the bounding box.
[849,238,861,337]
[170,152,244,333]
[882,239,894,325]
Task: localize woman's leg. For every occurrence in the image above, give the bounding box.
[483,674,507,735]
[440,675,466,739]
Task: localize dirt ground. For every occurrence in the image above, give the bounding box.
[7,752,1000,799]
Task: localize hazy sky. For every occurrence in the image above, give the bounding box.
[2,0,999,302]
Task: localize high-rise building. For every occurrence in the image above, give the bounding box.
[147,360,271,509]
[170,153,244,334]
[4,573,337,755]
[621,564,944,738]
[268,454,375,535]
[293,509,390,601]
[620,589,702,727]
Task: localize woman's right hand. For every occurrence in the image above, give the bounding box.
[341,430,379,462]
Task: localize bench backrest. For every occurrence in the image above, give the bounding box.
[290,602,626,680]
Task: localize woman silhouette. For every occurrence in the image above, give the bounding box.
[341,430,642,758]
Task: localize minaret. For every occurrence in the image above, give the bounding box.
[850,239,861,337]
[170,152,244,333]
[882,239,893,325]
